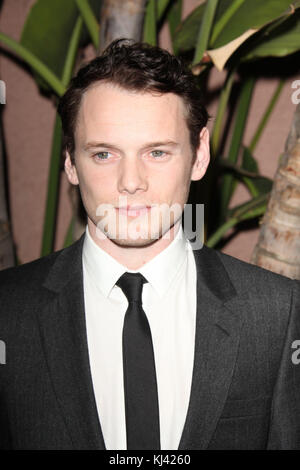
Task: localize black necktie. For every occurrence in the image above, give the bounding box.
[116,272,161,450]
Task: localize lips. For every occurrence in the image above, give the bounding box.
[116,205,152,217]
[118,205,151,210]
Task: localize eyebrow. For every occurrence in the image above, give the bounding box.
[83,140,180,151]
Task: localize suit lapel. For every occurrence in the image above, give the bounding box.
[36,234,245,450]
[179,245,246,450]
[37,235,106,449]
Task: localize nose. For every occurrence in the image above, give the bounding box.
[117,156,148,194]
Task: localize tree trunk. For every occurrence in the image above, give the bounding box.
[99,0,148,51]
[72,0,148,241]
[251,103,300,279]
[0,108,14,270]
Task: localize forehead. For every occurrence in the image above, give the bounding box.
[75,82,189,144]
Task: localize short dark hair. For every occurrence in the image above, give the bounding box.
[58,38,208,163]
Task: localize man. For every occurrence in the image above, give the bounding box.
[0,39,300,450]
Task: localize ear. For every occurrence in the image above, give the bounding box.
[64,151,79,185]
[190,127,210,181]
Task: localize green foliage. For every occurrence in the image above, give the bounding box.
[219,76,255,221]
[244,7,300,59]
[210,0,293,48]
[41,115,63,256]
[143,0,157,45]
[20,0,101,92]
[240,147,273,198]
[166,0,182,55]
[75,0,100,49]
[175,0,294,53]
[193,0,219,65]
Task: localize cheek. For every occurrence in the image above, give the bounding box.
[164,165,191,193]
[77,165,110,197]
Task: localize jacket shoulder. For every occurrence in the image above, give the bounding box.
[0,248,62,292]
[0,235,84,296]
[0,237,84,333]
[211,246,299,297]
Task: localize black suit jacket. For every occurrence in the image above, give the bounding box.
[0,234,300,449]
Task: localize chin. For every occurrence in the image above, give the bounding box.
[107,223,164,246]
[110,236,159,248]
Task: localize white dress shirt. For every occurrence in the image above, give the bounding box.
[82,223,197,450]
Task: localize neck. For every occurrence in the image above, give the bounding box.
[87,219,181,270]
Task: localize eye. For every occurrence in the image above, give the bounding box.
[94,151,111,161]
[150,150,166,158]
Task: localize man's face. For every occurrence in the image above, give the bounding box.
[65,82,209,247]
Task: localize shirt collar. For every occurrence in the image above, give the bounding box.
[82,224,189,299]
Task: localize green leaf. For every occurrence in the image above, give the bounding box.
[174,0,293,53]
[41,114,63,256]
[20,0,101,90]
[210,0,245,45]
[193,0,219,65]
[62,16,84,87]
[207,192,269,247]
[241,147,273,197]
[210,0,293,49]
[0,31,65,96]
[242,146,257,170]
[249,79,284,152]
[206,216,239,247]
[143,0,157,45]
[167,0,182,54]
[75,0,99,49]
[63,217,75,248]
[210,67,236,158]
[173,2,205,53]
[227,192,269,220]
[157,0,172,21]
[244,8,300,60]
[219,76,255,219]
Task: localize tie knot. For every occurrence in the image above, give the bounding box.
[116,272,148,303]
